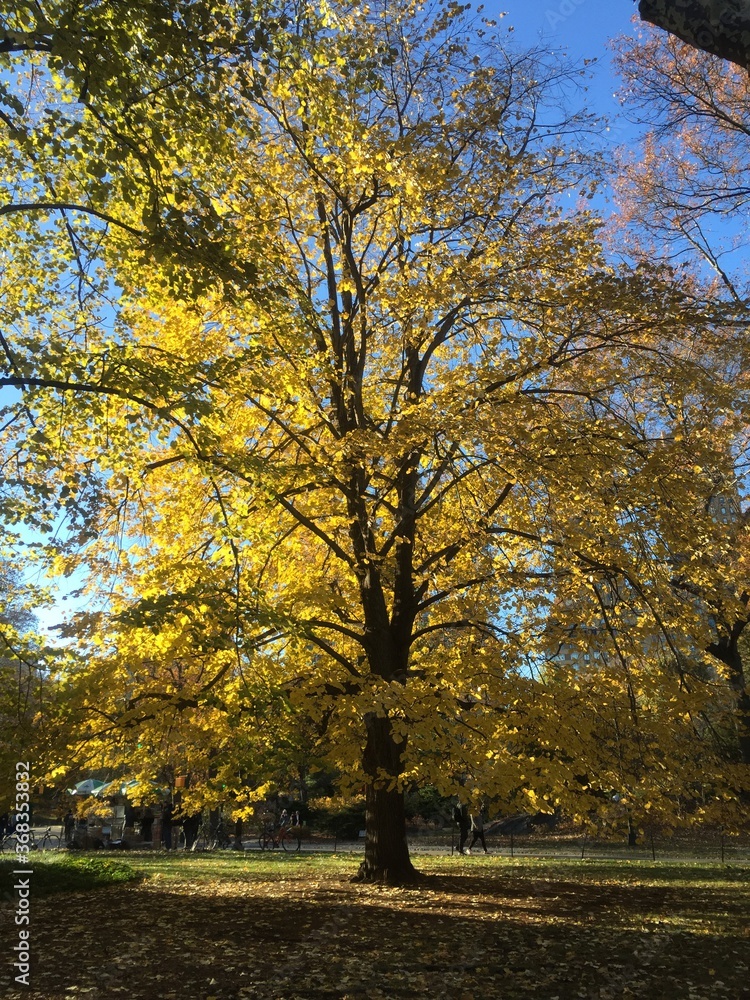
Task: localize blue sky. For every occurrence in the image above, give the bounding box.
[501,0,638,62]
[497,0,641,120]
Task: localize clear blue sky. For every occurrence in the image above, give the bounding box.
[494,0,642,120]
[500,0,639,61]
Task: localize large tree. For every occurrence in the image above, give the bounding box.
[638,0,750,69]
[1,0,746,880]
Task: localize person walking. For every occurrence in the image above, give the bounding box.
[140,807,154,843]
[469,805,488,854]
[454,802,471,855]
[182,813,200,850]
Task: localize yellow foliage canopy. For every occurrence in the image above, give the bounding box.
[1,1,748,873]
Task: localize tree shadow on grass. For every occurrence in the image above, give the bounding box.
[4,864,749,1000]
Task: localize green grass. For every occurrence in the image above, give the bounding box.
[0,852,141,900]
[4,848,746,897]
[121,847,750,886]
[125,846,351,879]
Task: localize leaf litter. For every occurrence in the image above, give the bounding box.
[3,854,748,1000]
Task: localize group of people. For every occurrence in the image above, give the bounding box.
[454,803,488,855]
[278,808,301,829]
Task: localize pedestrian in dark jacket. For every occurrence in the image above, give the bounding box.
[454,802,471,855]
[469,806,488,853]
[162,803,174,850]
[140,807,154,843]
[182,813,200,850]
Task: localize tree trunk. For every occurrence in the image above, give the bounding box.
[708,630,750,765]
[297,766,308,804]
[639,0,750,69]
[738,696,750,764]
[353,714,417,884]
[627,816,638,847]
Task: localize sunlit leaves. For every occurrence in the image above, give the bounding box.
[1,1,748,854]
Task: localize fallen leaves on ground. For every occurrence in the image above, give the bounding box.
[3,854,749,1000]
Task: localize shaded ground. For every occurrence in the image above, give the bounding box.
[3,853,749,999]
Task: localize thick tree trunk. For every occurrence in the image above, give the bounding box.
[707,630,750,765]
[352,714,417,884]
[639,0,750,69]
[734,683,750,765]
[708,618,750,764]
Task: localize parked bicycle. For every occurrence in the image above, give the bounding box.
[0,831,18,853]
[32,826,62,851]
[258,820,301,852]
[0,826,61,853]
[191,818,232,850]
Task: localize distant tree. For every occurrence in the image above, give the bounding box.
[614,26,750,294]
[0,563,45,800]
[614,24,750,768]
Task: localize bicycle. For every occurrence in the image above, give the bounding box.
[0,826,60,852]
[258,821,301,852]
[192,818,232,850]
[0,832,18,853]
[33,826,61,851]
[210,821,232,849]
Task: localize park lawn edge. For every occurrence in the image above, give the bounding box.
[0,852,142,900]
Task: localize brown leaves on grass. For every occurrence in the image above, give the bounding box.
[3,855,749,1000]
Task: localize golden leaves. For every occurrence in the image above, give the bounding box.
[1,0,746,834]
[8,852,750,1000]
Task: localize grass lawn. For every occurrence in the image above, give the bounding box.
[2,850,748,999]
[0,853,141,899]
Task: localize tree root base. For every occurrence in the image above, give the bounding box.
[350,861,422,886]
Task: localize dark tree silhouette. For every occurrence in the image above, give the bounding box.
[639,0,750,69]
